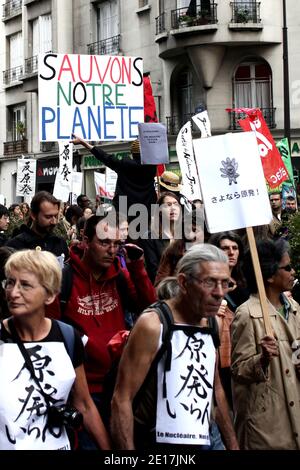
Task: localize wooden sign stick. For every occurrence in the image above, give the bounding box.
[246,226,273,337]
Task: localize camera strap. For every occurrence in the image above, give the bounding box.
[8,318,52,406]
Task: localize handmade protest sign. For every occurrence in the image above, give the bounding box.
[53,142,73,201]
[139,123,169,164]
[193,131,272,233]
[39,53,144,141]
[16,159,36,197]
[106,167,117,198]
[71,172,83,204]
[238,109,288,189]
[176,121,202,202]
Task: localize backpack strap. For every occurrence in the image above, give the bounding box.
[60,263,73,314]
[55,320,75,365]
[208,316,220,349]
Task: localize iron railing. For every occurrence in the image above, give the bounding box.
[230,1,261,23]
[2,0,22,20]
[87,35,121,55]
[228,107,276,129]
[166,113,201,135]
[3,65,23,85]
[24,55,38,75]
[171,2,217,29]
[155,12,166,35]
[40,141,58,152]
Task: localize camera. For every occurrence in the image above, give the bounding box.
[47,404,83,430]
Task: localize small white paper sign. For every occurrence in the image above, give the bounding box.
[193,131,273,233]
[71,172,83,204]
[138,122,169,164]
[106,167,117,199]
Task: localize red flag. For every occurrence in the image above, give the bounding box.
[143,76,165,176]
[238,109,288,189]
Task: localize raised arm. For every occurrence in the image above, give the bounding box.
[70,133,94,151]
[110,311,161,449]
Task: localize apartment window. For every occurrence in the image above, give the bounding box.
[10,31,23,73]
[138,0,148,7]
[10,105,26,141]
[233,60,272,109]
[178,69,193,118]
[32,14,52,56]
[97,1,119,42]
[159,0,165,14]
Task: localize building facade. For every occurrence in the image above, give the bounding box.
[0,0,299,205]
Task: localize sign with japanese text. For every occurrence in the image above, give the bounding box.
[39,53,144,141]
[193,132,272,233]
[105,167,117,199]
[156,330,215,445]
[16,159,36,197]
[238,109,288,189]
[176,121,202,202]
[53,142,73,201]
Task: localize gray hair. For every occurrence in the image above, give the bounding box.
[176,243,228,278]
[156,276,179,300]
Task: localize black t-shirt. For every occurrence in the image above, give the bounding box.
[0,319,84,369]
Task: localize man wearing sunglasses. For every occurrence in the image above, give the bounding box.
[231,238,300,449]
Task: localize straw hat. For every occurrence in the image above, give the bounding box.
[159,171,182,192]
[130,139,140,155]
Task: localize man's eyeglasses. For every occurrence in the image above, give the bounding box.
[97,238,122,250]
[189,276,234,291]
[278,264,293,272]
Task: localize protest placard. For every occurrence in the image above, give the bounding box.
[53,142,73,201]
[39,53,144,141]
[238,109,288,189]
[71,172,83,204]
[139,123,169,164]
[16,159,36,197]
[193,131,272,233]
[176,121,202,202]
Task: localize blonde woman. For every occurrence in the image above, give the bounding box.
[0,249,110,450]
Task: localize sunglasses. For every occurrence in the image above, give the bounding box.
[278,264,293,272]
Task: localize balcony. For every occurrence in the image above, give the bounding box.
[166,113,201,135]
[40,141,58,153]
[171,3,218,31]
[3,65,23,85]
[3,139,28,156]
[2,0,22,21]
[229,1,262,30]
[155,12,166,35]
[24,55,38,75]
[228,107,276,130]
[87,35,121,56]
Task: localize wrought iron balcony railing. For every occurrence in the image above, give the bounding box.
[2,0,22,21]
[24,55,38,75]
[87,35,121,55]
[3,139,28,156]
[166,113,201,135]
[155,12,166,35]
[171,2,217,30]
[230,1,261,24]
[228,107,276,129]
[3,65,23,85]
[40,141,58,153]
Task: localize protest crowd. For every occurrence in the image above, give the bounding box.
[0,115,300,452]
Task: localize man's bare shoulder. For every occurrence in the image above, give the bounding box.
[133,309,163,335]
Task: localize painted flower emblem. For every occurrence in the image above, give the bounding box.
[220,157,240,185]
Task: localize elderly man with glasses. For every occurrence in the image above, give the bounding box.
[231,238,300,450]
[111,244,238,451]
